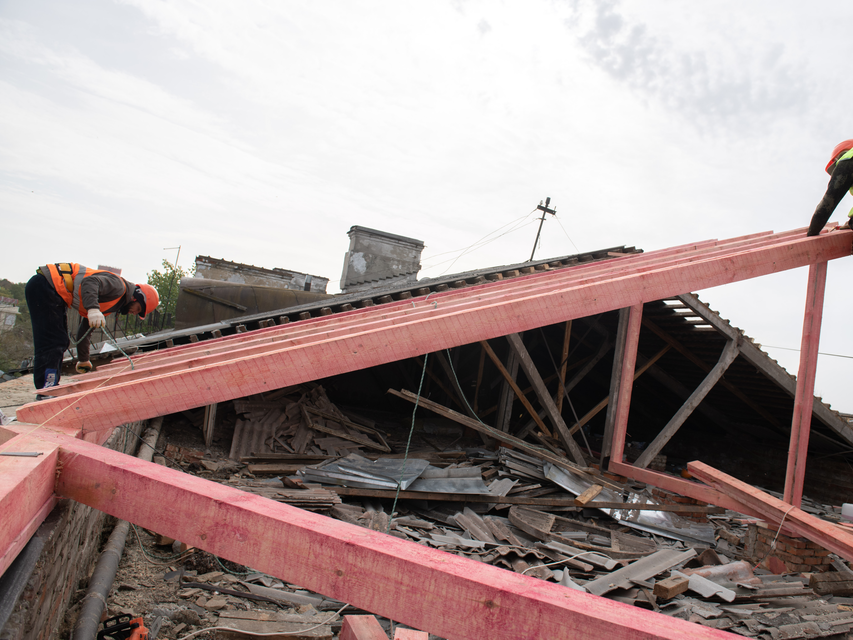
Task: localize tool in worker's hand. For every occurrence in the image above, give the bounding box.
[76,360,94,374]
[97,614,149,640]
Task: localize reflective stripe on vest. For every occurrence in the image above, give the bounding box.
[42,263,126,316]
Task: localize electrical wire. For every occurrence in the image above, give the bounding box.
[553,214,581,255]
[420,209,540,275]
[761,344,853,360]
[387,352,430,532]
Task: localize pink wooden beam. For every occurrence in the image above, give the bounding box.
[18,230,851,434]
[688,460,853,562]
[340,616,389,640]
[46,431,737,640]
[50,232,786,395]
[54,229,807,388]
[784,261,828,506]
[604,304,642,466]
[0,431,61,576]
[608,460,765,520]
[394,629,428,640]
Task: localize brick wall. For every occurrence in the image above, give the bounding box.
[745,521,832,573]
[0,422,144,640]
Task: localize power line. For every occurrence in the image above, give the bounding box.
[762,344,853,360]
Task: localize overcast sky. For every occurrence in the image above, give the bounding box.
[2,1,852,411]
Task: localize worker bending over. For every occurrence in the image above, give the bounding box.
[807,139,853,236]
[24,263,159,391]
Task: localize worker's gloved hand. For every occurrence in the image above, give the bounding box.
[76,360,94,374]
[87,308,106,328]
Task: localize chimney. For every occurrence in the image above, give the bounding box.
[340,226,424,294]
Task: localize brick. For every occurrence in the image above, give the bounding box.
[653,575,689,600]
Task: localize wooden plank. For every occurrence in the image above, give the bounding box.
[677,292,853,446]
[573,485,603,506]
[634,338,739,469]
[506,333,585,465]
[495,344,520,433]
[784,261,828,506]
[601,307,631,464]
[393,629,428,640]
[568,344,669,436]
[19,230,852,433]
[686,460,853,563]
[642,317,783,430]
[388,389,622,491]
[340,616,388,640]
[480,341,553,439]
[47,431,739,640]
[555,321,572,413]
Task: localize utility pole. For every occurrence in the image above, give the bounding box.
[529,197,556,261]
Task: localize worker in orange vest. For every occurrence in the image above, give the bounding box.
[807,139,853,236]
[24,263,159,392]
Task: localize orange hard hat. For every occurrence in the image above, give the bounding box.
[134,284,160,319]
[826,139,853,174]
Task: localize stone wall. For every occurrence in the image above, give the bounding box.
[0,422,144,640]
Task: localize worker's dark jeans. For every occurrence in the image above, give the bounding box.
[24,273,69,390]
[808,158,853,236]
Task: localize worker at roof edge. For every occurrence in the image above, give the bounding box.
[807,139,853,236]
[24,262,160,392]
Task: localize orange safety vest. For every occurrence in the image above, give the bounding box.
[41,263,127,317]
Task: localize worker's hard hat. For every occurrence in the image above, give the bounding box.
[134,284,160,319]
[826,139,853,174]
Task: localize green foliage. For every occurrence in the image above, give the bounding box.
[146,259,194,330]
[0,278,32,374]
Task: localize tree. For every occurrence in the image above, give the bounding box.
[146,260,194,330]
[0,279,33,374]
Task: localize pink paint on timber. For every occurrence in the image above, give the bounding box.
[340,616,389,640]
[0,432,60,575]
[42,229,821,394]
[608,460,766,520]
[784,261,827,506]
[16,230,853,433]
[46,432,739,640]
[688,461,853,563]
[609,304,642,465]
[393,629,428,640]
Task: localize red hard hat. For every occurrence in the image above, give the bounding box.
[826,139,853,174]
[135,284,160,319]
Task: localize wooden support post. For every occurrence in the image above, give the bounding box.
[473,344,486,413]
[555,321,572,413]
[634,339,739,469]
[46,431,736,640]
[506,333,586,466]
[495,345,521,432]
[602,304,642,467]
[784,261,828,506]
[203,403,217,448]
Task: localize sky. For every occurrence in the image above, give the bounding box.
[1,1,852,411]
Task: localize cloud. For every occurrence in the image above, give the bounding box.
[562,0,812,134]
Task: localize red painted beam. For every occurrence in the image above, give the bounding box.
[17,231,851,435]
[47,431,737,640]
[608,461,765,520]
[784,261,827,506]
[0,430,60,576]
[687,461,853,562]
[608,304,642,465]
[340,616,389,640]
[51,229,805,390]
